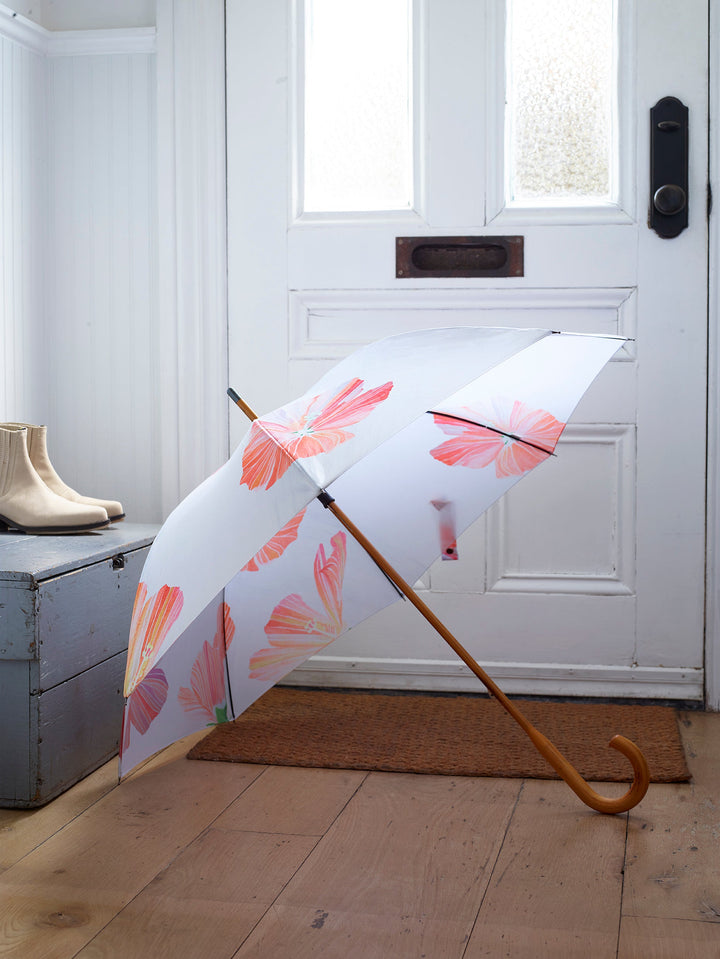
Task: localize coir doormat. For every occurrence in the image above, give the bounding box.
[187,687,691,783]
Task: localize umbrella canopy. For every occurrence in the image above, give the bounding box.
[119,327,647,813]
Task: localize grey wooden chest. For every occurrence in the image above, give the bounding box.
[0,524,158,808]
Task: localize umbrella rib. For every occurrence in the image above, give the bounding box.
[222,589,236,721]
[427,410,557,457]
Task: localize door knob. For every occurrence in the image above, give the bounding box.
[653,184,687,216]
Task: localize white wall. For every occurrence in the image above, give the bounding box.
[154,0,229,517]
[0,9,161,522]
[45,46,159,522]
[0,28,46,425]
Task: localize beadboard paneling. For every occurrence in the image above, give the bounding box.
[0,14,161,524]
[0,34,46,425]
[155,0,229,515]
[45,49,159,522]
[0,6,229,526]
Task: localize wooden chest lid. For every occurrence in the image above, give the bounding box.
[0,523,158,586]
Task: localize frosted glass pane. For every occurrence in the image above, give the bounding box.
[303,0,412,213]
[508,0,614,201]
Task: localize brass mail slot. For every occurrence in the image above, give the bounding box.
[396,235,524,278]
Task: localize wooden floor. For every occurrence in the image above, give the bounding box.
[1,711,719,958]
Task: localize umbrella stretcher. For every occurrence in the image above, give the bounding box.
[120,327,650,814]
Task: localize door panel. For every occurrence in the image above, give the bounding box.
[226,0,708,700]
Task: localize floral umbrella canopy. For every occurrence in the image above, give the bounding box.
[120,327,648,813]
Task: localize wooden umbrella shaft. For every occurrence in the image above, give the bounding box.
[228,389,650,814]
[327,502,521,724]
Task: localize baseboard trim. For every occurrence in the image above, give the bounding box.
[283,656,704,702]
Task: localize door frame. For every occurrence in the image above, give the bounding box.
[155,0,229,516]
[705,0,720,709]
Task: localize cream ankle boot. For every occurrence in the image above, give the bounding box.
[4,423,125,522]
[0,426,110,534]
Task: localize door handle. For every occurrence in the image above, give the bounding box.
[650,97,688,238]
[653,184,686,216]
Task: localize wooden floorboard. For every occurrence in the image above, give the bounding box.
[0,739,263,959]
[464,779,628,958]
[233,774,521,959]
[213,765,369,836]
[0,762,118,872]
[76,766,367,959]
[0,712,717,958]
[617,917,720,958]
[74,828,319,959]
[622,712,720,927]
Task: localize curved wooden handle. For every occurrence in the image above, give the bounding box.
[525,727,650,814]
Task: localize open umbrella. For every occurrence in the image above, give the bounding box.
[120,327,649,813]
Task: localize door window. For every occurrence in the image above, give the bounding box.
[302,0,413,214]
[507,0,616,204]
[302,0,619,216]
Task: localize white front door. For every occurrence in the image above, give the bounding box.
[226,0,708,701]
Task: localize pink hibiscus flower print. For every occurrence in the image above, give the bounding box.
[240,378,393,491]
[430,399,565,479]
[178,602,236,724]
[121,666,169,753]
[242,508,306,571]
[249,532,347,682]
[125,583,184,695]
